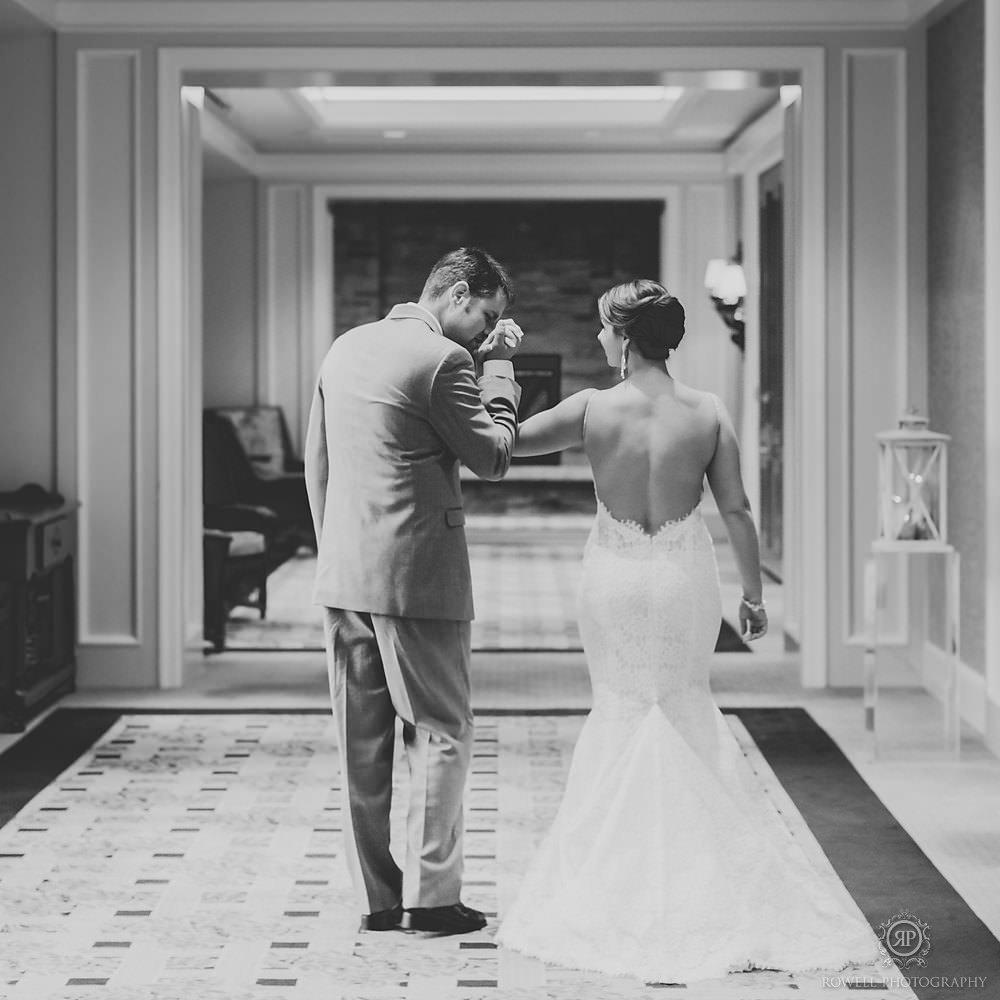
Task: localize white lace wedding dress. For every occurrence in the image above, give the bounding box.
[496,498,881,982]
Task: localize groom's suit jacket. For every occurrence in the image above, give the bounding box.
[304,303,521,622]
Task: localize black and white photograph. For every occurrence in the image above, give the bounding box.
[1,1,998,998]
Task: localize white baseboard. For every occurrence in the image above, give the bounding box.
[988,696,1000,758]
[921,639,987,735]
[76,645,157,689]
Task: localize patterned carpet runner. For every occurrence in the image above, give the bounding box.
[0,710,913,1000]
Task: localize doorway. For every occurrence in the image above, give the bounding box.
[758,161,784,578]
[157,45,828,688]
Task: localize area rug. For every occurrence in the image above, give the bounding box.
[2,708,995,998]
[225,550,749,654]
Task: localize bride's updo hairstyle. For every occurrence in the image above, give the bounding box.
[597,279,686,360]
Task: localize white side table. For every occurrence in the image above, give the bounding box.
[862,540,961,759]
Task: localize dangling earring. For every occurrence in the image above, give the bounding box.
[619,339,630,380]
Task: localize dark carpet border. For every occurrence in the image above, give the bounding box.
[730,707,998,999]
[2,706,995,998]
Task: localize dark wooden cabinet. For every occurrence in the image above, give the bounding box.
[0,503,78,731]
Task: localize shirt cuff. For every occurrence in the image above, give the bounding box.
[482,359,515,380]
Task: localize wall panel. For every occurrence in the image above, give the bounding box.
[841,49,909,656]
[261,184,310,451]
[0,35,56,491]
[203,178,258,407]
[672,183,741,423]
[76,50,141,647]
[927,0,986,675]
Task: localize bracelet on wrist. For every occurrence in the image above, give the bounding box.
[741,596,766,614]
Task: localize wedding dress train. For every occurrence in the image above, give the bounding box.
[496,499,881,982]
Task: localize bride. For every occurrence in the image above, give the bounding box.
[494,279,880,982]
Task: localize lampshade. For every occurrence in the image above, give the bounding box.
[704,258,728,292]
[705,252,748,351]
[715,262,747,304]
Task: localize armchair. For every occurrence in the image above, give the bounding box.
[210,405,304,476]
[202,425,284,652]
[203,524,272,653]
[203,409,315,553]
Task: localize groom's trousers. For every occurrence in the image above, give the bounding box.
[323,607,474,913]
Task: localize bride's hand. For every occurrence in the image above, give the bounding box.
[739,600,768,641]
[477,319,523,361]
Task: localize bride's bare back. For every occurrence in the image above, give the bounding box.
[583,378,720,533]
[511,363,760,626]
[509,275,763,637]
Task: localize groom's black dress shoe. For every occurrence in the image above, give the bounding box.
[404,902,487,935]
[359,903,403,932]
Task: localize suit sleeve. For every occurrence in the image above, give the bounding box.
[428,350,522,481]
[303,378,329,545]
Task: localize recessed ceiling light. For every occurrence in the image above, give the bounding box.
[301,86,683,103]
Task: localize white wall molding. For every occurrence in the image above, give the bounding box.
[315,179,714,201]
[160,43,828,76]
[724,100,784,176]
[838,48,909,658]
[180,91,205,655]
[259,183,311,451]
[921,640,987,736]
[985,0,1000,749]
[21,0,948,34]
[731,121,784,534]
[75,49,143,653]
[796,47,827,685]
[198,127,731,185]
[201,103,257,176]
[253,151,726,186]
[156,52,190,687]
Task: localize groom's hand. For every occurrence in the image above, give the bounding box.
[477,319,524,362]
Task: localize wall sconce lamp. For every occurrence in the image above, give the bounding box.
[704,245,747,352]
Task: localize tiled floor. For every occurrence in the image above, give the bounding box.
[0,712,904,1000]
[227,510,783,655]
[226,529,588,652]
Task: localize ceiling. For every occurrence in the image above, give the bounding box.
[200,70,788,174]
[6,0,952,176]
[9,0,952,34]
[0,0,46,35]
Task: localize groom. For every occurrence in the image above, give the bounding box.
[304,248,523,935]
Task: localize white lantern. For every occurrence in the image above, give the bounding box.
[876,411,950,547]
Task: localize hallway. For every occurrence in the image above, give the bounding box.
[2,0,999,996]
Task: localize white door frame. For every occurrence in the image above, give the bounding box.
[157,45,826,688]
[986,3,1000,750]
